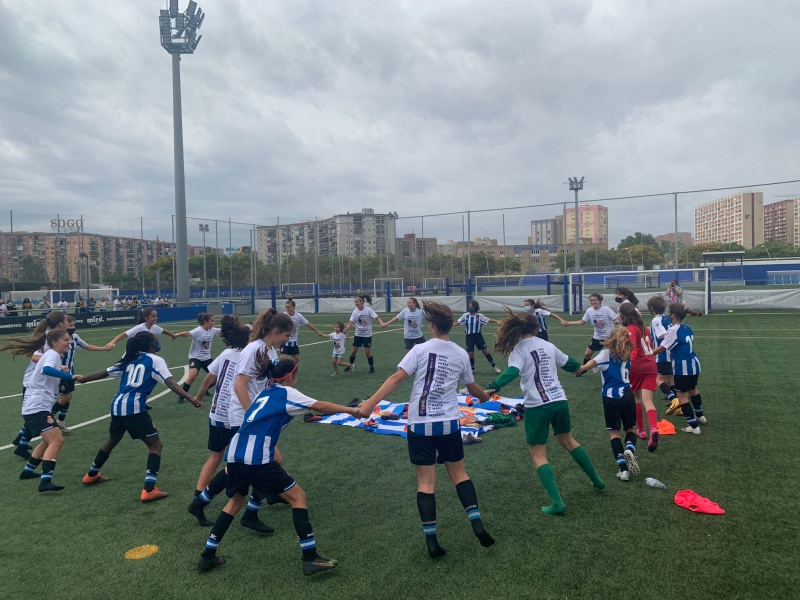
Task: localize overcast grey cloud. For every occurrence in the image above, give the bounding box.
[1,0,799,245]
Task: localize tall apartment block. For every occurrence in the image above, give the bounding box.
[694,192,764,249]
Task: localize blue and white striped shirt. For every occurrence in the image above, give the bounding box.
[226,385,316,465]
[458,312,489,335]
[107,352,172,416]
[650,315,672,364]
[592,349,630,399]
[659,323,701,376]
[62,333,89,374]
[534,309,551,333]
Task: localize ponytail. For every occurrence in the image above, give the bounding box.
[493,307,539,356]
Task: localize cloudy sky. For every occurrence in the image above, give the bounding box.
[1,0,799,246]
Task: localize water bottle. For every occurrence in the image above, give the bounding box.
[645,477,667,489]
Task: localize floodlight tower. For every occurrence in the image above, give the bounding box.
[160,0,205,304]
[567,177,584,271]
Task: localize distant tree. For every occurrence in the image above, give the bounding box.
[20,255,49,282]
[616,233,659,251]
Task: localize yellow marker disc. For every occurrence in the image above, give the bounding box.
[124,545,159,560]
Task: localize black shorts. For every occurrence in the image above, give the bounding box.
[280,344,300,356]
[465,333,487,352]
[404,337,426,350]
[353,335,372,348]
[407,429,464,466]
[208,424,238,453]
[535,330,549,341]
[189,358,213,372]
[23,411,58,439]
[226,462,297,499]
[673,374,700,393]
[59,379,76,395]
[657,362,674,376]
[588,338,604,352]
[109,413,158,440]
[603,389,637,431]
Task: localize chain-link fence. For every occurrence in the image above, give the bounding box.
[2,179,799,309]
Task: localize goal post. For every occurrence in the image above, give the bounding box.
[569,268,710,314]
[372,278,404,298]
[422,277,445,293]
[280,283,315,297]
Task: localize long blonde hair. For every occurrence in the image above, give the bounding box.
[604,326,633,362]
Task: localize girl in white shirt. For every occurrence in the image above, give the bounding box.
[105,308,179,350]
[343,294,385,374]
[358,301,494,558]
[486,309,605,515]
[562,293,619,365]
[174,313,221,402]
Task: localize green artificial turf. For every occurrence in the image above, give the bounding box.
[1,312,798,599]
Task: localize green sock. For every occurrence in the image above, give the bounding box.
[536,464,566,514]
[570,446,606,489]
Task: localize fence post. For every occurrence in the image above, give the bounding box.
[314,283,319,314]
[445,278,451,296]
[250,285,255,315]
[466,278,473,303]
[546,274,551,296]
[270,284,277,311]
[563,276,569,313]
[385,280,391,313]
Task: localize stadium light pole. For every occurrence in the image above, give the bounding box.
[567,177,584,271]
[760,245,771,259]
[160,1,205,305]
[199,223,209,298]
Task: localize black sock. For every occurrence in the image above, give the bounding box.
[207,469,228,497]
[583,357,590,365]
[57,402,70,421]
[202,511,234,557]
[469,357,475,370]
[455,480,494,547]
[680,402,698,427]
[659,383,676,399]
[417,492,446,557]
[144,453,161,492]
[690,394,703,417]
[41,459,56,482]
[624,431,637,450]
[367,356,374,369]
[88,449,110,476]
[292,508,317,560]
[182,383,191,393]
[485,353,496,367]
[610,438,626,472]
[349,356,355,365]
[51,400,61,414]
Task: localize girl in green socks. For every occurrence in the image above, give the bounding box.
[486,308,605,514]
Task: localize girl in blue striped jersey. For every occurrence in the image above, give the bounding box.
[454,299,501,374]
[359,301,495,558]
[523,299,566,342]
[486,308,605,514]
[652,304,705,434]
[646,296,679,406]
[75,332,202,502]
[196,357,359,575]
[575,327,641,481]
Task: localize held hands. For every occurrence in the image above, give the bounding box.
[73,374,85,384]
[381,323,388,329]
[105,342,115,350]
[190,397,204,409]
[354,402,373,419]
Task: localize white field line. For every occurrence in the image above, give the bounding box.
[0,366,188,452]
